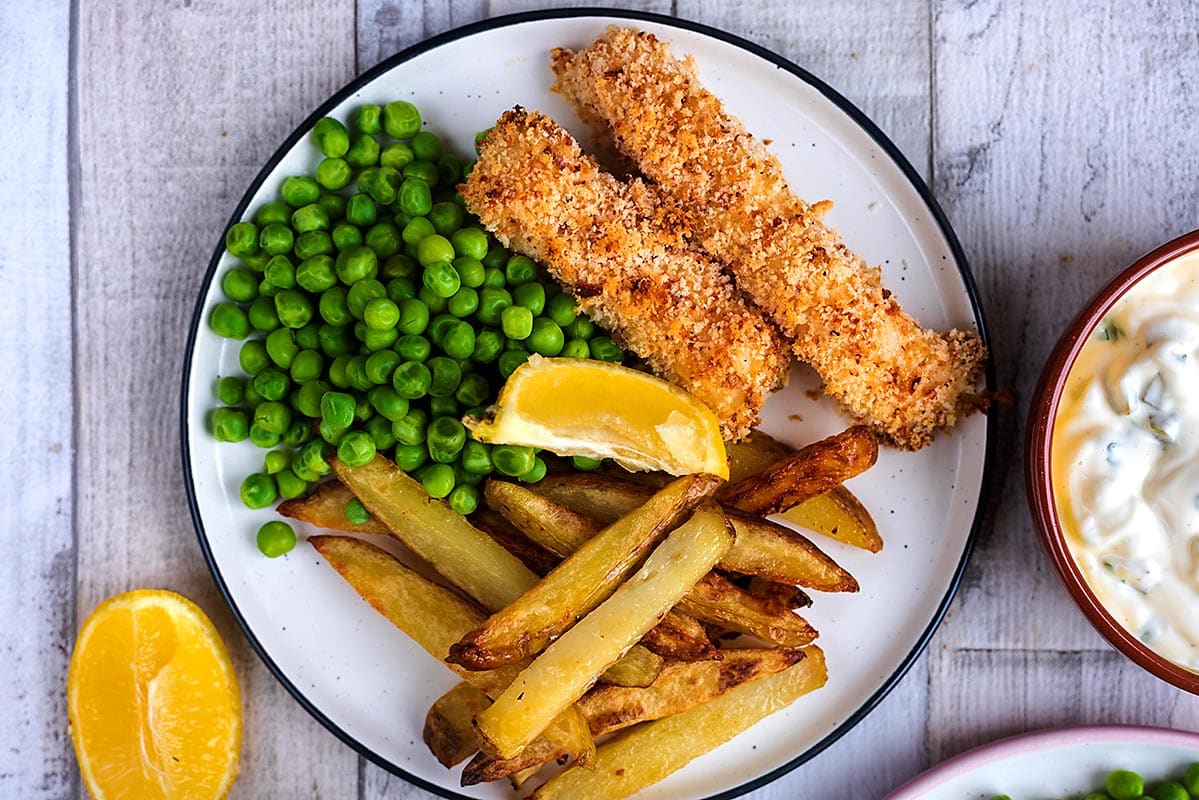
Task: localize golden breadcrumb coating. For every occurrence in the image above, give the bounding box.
[552,27,988,450]
[460,108,789,440]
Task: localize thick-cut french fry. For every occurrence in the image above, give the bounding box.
[424,684,490,768]
[676,573,816,646]
[278,479,390,535]
[470,509,562,577]
[462,734,561,787]
[577,647,806,737]
[309,535,596,768]
[724,431,792,483]
[526,474,857,592]
[484,479,600,557]
[449,474,722,670]
[639,610,720,661]
[474,509,734,760]
[467,647,802,785]
[333,455,539,610]
[748,577,812,611]
[596,642,663,688]
[719,426,878,517]
[532,646,829,800]
[780,486,883,553]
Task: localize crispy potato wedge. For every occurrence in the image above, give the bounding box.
[448,474,722,670]
[527,474,857,592]
[424,683,490,768]
[639,610,721,662]
[724,430,792,483]
[309,535,596,768]
[474,509,734,760]
[747,577,812,611]
[484,479,601,557]
[470,509,562,577]
[532,646,828,800]
[333,455,539,610]
[577,646,806,737]
[676,573,817,647]
[719,426,878,517]
[277,480,389,535]
[780,485,883,553]
[595,643,663,688]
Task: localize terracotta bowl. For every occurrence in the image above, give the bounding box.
[1026,228,1199,696]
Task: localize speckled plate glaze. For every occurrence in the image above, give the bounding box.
[883,726,1199,800]
[181,9,993,799]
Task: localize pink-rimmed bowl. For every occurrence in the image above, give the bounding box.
[883,725,1199,799]
[1026,229,1199,696]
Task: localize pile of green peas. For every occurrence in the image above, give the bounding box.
[991,762,1199,800]
[207,101,623,554]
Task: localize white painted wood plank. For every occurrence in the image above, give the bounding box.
[357,0,489,71]
[72,2,361,798]
[0,3,75,798]
[931,0,1199,652]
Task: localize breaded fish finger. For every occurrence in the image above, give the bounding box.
[460,108,789,439]
[552,28,987,449]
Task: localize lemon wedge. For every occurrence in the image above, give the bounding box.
[468,356,729,478]
[68,590,242,800]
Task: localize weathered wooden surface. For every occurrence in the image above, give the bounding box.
[5,1,1199,798]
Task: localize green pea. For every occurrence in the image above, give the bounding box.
[255,201,291,227]
[312,117,349,158]
[225,221,260,257]
[345,134,381,168]
[460,440,493,475]
[275,289,314,328]
[420,463,455,499]
[448,286,478,318]
[347,279,386,319]
[357,166,401,205]
[283,418,313,449]
[421,261,460,299]
[528,318,565,356]
[296,254,337,293]
[221,268,259,303]
[428,202,463,236]
[367,385,409,422]
[341,496,370,526]
[294,321,321,350]
[505,254,537,285]
[471,329,503,364]
[319,192,346,222]
[258,279,279,298]
[264,255,296,289]
[417,234,455,267]
[482,245,508,271]
[315,156,352,191]
[398,178,433,216]
[426,416,466,464]
[403,160,439,186]
[291,203,330,234]
[518,457,548,484]
[238,339,270,375]
[544,291,577,327]
[447,483,479,515]
[254,401,291,435]
[262,450,290,476]
[209,302,250,339]
[264,328,298,369]
[560,338,589,359]
[450,258,483,292]
[1106,770,1144,800]
[478,267,503,290]
[392,443,428,471]
[253,368,290,402]
[336,245,378,284]
[392,408,429,446]
[345,194,377,228]
[501,305,534,340]
[418,285,448,314]
[294,230,334,261]
[428,395,460,420]
[365,222,401,258]
[240,473,277,509]
[318,286,352,326]
[274,468,308,500]
[393,360,432,400]
[249,423,281,448]
[396,334,431,362]
[426,356,461,399]
[320,390,356,431]
[453,373,489,408]
[589,336,623,362]
[387,278,419,305]
[492,445,535,477]
[256,520,296,558]
[211,407,249,442]
[567,316,596,340]
[1152,782,1189,800]
[362,297,399,331]
[409,130,442,161]
[289,349,323,383]
[367,416,397,454]
[571,455,602,471]
[331,222,363,251]
[437,154,463,186]
[380,140,414,170]
[390,299,427,337]
[382,100,421,139]
[242,381,263,406]
[439,321,474,360]
[345,355,374,392]
[356,103,382,134]
[336,430,376,467]
[296,439,333,477]
[216,376,245,406]
[512,282,545,316]
[1186,762,1199,794]
[448,227,486,261]
[327,354,351,388]
[498,350,529,378]
[292,379,328,418]
[382,254,419,281]
[362,350,399,386]
[281,176,320,208]
[476,287,512,326]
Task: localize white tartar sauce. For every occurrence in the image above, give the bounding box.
[1052,251,1199,672]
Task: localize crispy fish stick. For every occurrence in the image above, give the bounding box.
[552,28,988,450]
[460,108,789,440]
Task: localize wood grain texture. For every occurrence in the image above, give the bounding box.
[0,3,76,798]
[72,2,360,798]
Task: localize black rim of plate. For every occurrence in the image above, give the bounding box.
[181,8,997,800]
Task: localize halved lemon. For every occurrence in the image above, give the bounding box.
[469,356,729,479]
[68,590,242,800]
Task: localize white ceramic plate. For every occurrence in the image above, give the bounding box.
[883,726,1199,799]
[182,10,993,799]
